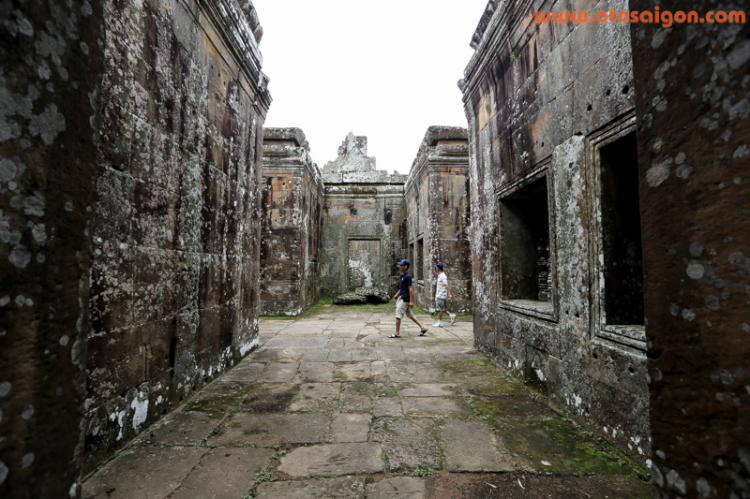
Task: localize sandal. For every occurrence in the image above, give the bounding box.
[388,334,401,338]
[419,329,428,336]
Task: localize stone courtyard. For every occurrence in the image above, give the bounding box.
[83,307,650,498]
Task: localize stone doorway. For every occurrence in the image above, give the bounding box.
[348,239,382,292]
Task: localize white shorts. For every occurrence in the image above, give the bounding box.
[395,298,415,319]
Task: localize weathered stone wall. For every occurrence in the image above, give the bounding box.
[260,128,323,316]
[320,134,408,302]
[462,0,650,461]
[405,127,472,314]
[0,1,104,496]
[82,0,270,475]
[628,1,750,496]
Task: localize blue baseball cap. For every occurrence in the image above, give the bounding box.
[435,262,444,270]
[396,259,410,266]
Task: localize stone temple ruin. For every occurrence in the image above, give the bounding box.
[0,0,748,497]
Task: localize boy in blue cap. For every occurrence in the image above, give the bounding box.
[433,262,456,327]
[389,259,428,338]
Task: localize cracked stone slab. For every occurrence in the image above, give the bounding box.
[256,476,365,498]
[278,443,384,476]
[332,413,372,443]
[82,446,207,499]
[365,477,427,499]
[440,419,514,472]
[131,411,224,447]
[370,417,441,471]
[209,413,329,447]
[289,383,341,412]
[170,447,275,499]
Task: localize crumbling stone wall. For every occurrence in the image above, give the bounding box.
[83,0,271,473]
[405,127,472,314]
[461,0,650,461]
[320,133,408,302]
[0,1,104,496]
[260,128,323,316]
[628,1,750,496]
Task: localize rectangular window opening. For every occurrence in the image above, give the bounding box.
[500,176,551,304]
[599,133,644,325]
[416,238,424,280]
[409,242,414,274]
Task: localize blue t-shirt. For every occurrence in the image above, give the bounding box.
[399,272,412,302]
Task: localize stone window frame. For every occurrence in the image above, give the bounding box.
[585,110,647,354]
[495,160,559,323]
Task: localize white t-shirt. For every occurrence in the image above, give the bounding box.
[436,273,448,299]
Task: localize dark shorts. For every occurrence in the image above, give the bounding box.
[435,298,447,311]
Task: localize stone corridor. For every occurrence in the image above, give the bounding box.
[83,307,650,498]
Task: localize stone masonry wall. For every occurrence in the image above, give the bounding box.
[320,134,408,302]
[83,0,270,475]
[405,127,472,314]
[462,0,650,461]
[628,1,750,496]
[0,1,104,496]
[260,128,323,316]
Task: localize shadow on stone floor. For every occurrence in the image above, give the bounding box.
[83,309,650,499]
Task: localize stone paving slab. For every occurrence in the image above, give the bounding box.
[258,362,299,382]
[278,442,384,476]
[131,411,223,447]
[256,476,365,498]
[289,382,341,412]
[371,417,441,471]
[332,413,372,442]
[218,362,266,382]
[300,361,334,381]
[366,477,427,499]
[83,446,207,499]
[170,447,274,499]
[402,397,468,416]
[209,413,329,447]
[373,397,403,417]
[440,419,514,472]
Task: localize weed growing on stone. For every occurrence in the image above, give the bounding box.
[381,453,391,471]
[411,467,438,477]
[324,472,336,478]
[254,469,274,485]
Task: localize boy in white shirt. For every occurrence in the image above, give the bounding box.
[433,262,456,327]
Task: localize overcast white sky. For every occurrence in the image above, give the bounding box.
[251,0,488,174]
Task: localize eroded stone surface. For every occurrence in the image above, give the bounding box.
[365,477,427,499]
[278,443,384,476]
[170,448,275,499]
[209,413,329,447]
[440,420,514,473]
[256,477,365,498]
[83,447,208,499]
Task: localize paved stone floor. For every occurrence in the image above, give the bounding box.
[84,308,651,498]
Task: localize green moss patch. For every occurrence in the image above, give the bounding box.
[491,416,635,475]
